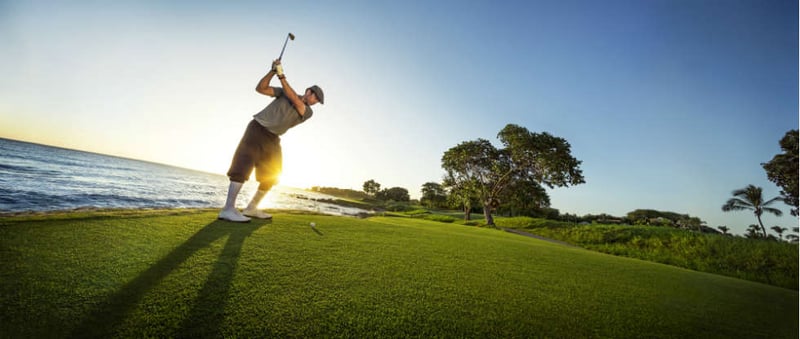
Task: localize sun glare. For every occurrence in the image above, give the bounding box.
[278,150,318,188]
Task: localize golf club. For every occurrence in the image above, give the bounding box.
[278,32,295,60]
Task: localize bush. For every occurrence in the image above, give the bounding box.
[502,219,798,290]
[402,209,430,217]
[494,216,573,229]
[425,215,456,223]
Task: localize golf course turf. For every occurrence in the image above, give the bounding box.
[1,209,797,338]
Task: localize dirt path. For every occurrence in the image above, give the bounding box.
[501,228,582,248]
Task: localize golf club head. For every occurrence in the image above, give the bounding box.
[288,33,295,40]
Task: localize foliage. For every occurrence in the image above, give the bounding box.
[499,218,799,290]
[375,186,410,202]
[626,209,707,230]
[771,226,788,241]
[495,176,551,217]
[310,186,369,200]
[423,214,456,223]
[443,175,481,221]
[1,210,796,338]
[722,185,784,237]
[762,129,799,216]
[420,182,447,209]
[494,216,572,229]
[441,124,584,226]
[362,179,381,197]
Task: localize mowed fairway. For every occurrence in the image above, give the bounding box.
[1,210,797,338]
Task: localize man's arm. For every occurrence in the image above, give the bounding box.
[274,61,307,116]
[255,69,278,97]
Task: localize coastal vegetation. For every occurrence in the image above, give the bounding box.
[307,126,799,290]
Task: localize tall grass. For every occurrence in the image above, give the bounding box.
[496,217,798,290]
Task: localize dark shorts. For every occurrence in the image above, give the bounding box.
[227,120,282,190]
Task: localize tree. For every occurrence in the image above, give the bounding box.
[771,226,787,241]
[744,224,762,239]
[722,185,783,238]
[677,216,705,232]
[441,124,585,226]
[762,130,798,216]
[717,226,730,235]
[363,179,381,197]
[497,176,550,217]
[420,182,447,209]
[376,187,410,202]
[626,209,706,229]
[444,177,480,220]
[786,227,799,244]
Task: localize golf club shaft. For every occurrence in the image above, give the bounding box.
[278,35,290,60]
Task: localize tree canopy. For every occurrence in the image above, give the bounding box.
[362,179,381,197]
[762,129,798,216]
[442,124,585,226]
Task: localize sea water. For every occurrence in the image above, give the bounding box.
[0,138,367,216]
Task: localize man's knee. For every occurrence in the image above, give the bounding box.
[227,171,249,184]
[258,180,276,191]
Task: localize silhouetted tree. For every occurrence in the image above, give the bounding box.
[722,185,783,237]
[363,179,381,197]
[762,130,798,216]
[786,227,799,243]
[744,224,762,239]
[771,226,787,241]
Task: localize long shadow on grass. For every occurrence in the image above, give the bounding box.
[71,219,267,338]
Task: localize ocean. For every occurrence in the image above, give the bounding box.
[0,138,367,216]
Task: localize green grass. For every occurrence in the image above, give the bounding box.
[495,216,799,290]
[1,209,797,338]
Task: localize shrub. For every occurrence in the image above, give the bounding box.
[403,209,430,217]
[494,217,572,229]
[425,215,456,223]
[501,219,799,290]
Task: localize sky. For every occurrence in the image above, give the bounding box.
[1,0,797,235]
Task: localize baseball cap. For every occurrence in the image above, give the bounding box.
[308,85,324,104]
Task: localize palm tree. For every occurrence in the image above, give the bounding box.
[717,226,730,235]
[722,185,783,238]
[787,229,799,243]
[745,224,762,239]
[771,226,787,241]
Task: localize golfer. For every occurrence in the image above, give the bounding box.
[219,59,324,222]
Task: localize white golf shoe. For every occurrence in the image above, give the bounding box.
[218,208,251,223]
[242,208,273,220]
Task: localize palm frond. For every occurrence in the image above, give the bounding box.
[762,207,784,217]
[721,198,754,211]
[763,196,785,207]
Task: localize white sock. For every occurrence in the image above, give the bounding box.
[246,190,268,210]
[224,181,244,210]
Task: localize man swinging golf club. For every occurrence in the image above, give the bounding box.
[219,40,324,222]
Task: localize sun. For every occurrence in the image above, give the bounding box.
[276,145,321,188]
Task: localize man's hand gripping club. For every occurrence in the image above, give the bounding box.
[270,59,306,116]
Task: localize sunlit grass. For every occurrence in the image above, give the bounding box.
[1,209,796,337]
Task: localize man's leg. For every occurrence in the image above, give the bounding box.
[243,182,273,219]
[219,121,262,223]
[219,181,251,222]
[243,138,281,220]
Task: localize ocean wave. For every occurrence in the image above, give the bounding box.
[0,189,218,212]
[0,139,370,217]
